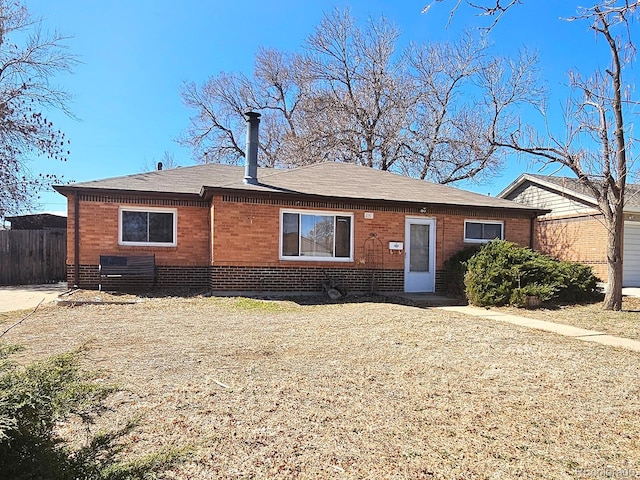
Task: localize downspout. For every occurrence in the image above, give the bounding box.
[74,193,80,287]
[529,214,536,250]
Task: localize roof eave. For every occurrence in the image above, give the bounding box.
[53,185,204,201]
[497,173,530,199]
[201,186,547,215]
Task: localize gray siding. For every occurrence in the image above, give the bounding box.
[623,221,640,286]
[505,183,596,218]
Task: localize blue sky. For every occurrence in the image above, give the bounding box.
[24,0,619,214]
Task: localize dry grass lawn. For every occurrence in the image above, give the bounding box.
[1,295,639,479]
[495,296,640,341]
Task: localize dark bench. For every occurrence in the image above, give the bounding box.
[99,255,157,291]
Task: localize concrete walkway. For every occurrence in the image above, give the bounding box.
[0,283,69,313]
[622,287,640,298]
[440,305,640,353]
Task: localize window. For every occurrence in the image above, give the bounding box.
[464,220,503,243]
[119,207,177,247]
[281,210,353,261]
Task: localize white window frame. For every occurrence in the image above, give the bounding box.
[279,209,354,262]
[464,219,504,244]
[118,206,178,247]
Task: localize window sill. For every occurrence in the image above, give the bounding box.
[118,242,177,248]
[463,238,503,244]
[280,256,353,263]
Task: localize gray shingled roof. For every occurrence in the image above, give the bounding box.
[55,162,540,212]
[521,174,640,209]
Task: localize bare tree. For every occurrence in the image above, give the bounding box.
[0,0,76,220]
[180,47,307,167]
[180,71,252,165]
[297,10,412,171]
[181,8,536,185]
[432,1,639,310]
[403,33,542,183]
[139,150,182,172]
[422,0,522,31]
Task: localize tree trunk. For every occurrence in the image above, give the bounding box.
[603,208,624,311]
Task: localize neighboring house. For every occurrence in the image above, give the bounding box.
[499,173,640,286]
[6,213,67,231]
[53,114,544,294]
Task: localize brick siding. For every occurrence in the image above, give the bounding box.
[64,192,534,293]
[67,193,210,267]
[68,264,210,292]
[209,265,403,293]
[211,196,533,272]
[535,215,608,281]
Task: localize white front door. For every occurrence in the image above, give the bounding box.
[404,218,436,292]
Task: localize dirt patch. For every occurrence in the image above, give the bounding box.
[1,297,638,479]
[495,296,640,341]
[58,288,149,304]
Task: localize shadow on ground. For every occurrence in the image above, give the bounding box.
[63,288,467,308]
[233,292,467,308]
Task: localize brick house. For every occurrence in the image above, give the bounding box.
[499,173,640,286]
[54,114,543,294]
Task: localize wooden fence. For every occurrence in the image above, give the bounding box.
[0,229,67,285]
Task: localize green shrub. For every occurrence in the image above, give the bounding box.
[552,260,601,303]
[0,342,188,479]
[443,245,482,297]
[509,284,556,307]
[464,240,602,307]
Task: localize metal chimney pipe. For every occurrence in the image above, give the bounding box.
[244,111,261,184]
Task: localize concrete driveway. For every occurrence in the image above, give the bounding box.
[0,282,69,313]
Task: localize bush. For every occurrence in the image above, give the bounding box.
[464,240,602,307]
[0,342,188,479]
[443,245,482,297]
